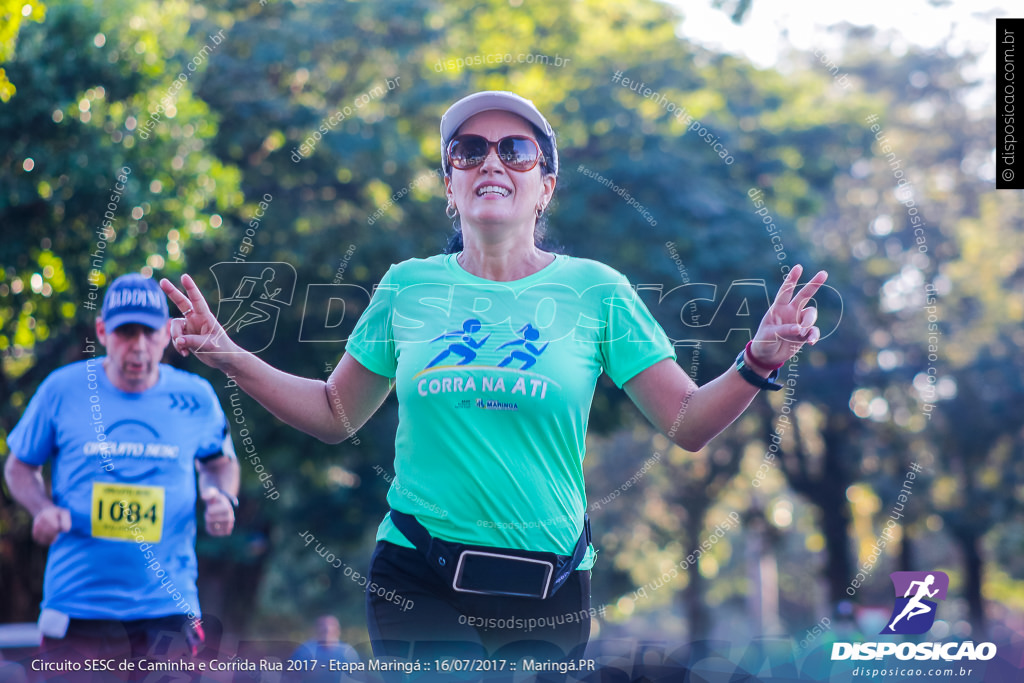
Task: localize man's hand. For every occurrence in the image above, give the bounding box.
[201,487,235,537]
[33,506,71,545]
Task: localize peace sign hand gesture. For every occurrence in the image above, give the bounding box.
[747,264,829,371]
[159,274,240,368]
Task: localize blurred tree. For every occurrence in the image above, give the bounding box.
[3,0,1020,650]
[797,27,1023,635]
[0,0,875,639]
[710,0,753,24]
[0,0,243,623]
[927,192,1024,635]
[0,0,45,100]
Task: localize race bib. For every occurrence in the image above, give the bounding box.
[91,482,165,542]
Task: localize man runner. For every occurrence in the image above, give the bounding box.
[4,273,239,673]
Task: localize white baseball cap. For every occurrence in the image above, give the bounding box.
[440,91,558,175]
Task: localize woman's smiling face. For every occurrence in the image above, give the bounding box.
[445,110,555,238]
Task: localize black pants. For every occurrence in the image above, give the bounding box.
[366,541,591,663]
[39,614,203,682]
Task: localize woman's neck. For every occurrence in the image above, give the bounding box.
[457,231,554,281]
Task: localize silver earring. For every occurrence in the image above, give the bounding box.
[536,205,545,218]
[446,203,458,219]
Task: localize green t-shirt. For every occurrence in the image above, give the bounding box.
[345,253,676,570]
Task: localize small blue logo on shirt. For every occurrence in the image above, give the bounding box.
[169,393,200,413]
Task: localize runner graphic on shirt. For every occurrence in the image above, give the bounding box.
[426,319,491,368]
[497,324,549,370]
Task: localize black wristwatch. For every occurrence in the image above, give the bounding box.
[735,349,783,391]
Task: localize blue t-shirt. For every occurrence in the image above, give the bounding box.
[7,358,230,620]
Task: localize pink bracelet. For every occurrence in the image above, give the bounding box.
[745,341,786,372]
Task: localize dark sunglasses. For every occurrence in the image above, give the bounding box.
[446,134,545,172]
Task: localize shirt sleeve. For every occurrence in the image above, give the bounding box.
[6,375,58,466]
[345,266,398,378]
[194,379,232,462]
[600,274,677,387]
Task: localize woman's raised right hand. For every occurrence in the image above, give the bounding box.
[159,274,242,366]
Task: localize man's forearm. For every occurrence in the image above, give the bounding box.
[197,454,240,498]
[3,456,57,516]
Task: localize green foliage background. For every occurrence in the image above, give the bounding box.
[1,0,1021,660]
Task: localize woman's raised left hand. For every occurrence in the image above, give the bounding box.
[747,264,829,371]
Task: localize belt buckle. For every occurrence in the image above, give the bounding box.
[452,550,554,599]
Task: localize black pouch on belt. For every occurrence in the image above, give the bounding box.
[389,510,591,599]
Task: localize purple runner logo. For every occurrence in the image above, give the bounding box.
[881,571,948,635]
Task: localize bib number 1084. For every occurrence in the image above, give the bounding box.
[91,482,165,542]
[96,499,158,525]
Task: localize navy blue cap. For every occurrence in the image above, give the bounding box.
[101,274,169,330]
